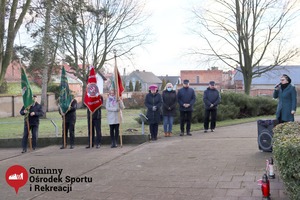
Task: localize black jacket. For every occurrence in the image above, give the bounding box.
[63,99,77,123]
[20,102,44,126]
[144,92,162,124]
[162,90,177,116]
[203,87,221,110]
[177,87,196,111]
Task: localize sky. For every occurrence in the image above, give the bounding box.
[121,0,300,77]
[120,0,201,77]
[17,0,300,77]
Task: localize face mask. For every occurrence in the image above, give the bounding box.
[167,88,172,92]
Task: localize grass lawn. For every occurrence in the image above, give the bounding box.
[3,107,298,139]
[5,82,41,95]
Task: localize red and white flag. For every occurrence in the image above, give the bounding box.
[114,64,124,99]
[84,67,102,113]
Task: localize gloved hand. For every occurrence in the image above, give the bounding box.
[152,106,157,111]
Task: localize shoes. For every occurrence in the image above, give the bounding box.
[86,146,90,149]
[164,132,168,137]
[179,133,184,136]
[168,132,172,137]
[60,146,65,149]
[70,145,74,149]
[21,149,27,153]
[96,145,100,149]
[187,133,192,136]
[204,130,208,133]
[211,129,215,132]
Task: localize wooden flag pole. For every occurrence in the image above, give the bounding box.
[26,117,32,151]
[90,112,93,148]
[119,108,123,147]
[63,115,66,148]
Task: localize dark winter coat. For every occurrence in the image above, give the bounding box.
[162,90,177,116]
[203,87,221,110]
[177,87,196,111]
[64,99,77,124]
[273,84,297,122]
[20,102,44,126]
[145,92,162,124]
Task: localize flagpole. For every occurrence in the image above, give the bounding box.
[63,115,66,148]
[90,112,93,148]
[114,50,123,147]
[26,115,32,151]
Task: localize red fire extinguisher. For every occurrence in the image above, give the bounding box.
[261,173,271,200]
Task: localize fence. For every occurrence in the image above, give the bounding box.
[0,93,57,118]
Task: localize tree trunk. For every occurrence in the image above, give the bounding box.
[40,0,52,118]
[243,73,252,95]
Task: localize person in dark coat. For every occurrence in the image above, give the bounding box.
[59,98,77,149]
[145,84,162,141]
[203,81,221,132]
[177,79,196,136]
[273,74,297,123]
[162,83,177,137]
[86,95,103,149]
[20,95,44,153]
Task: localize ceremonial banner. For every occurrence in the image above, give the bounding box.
[21,67,34,109]
[84,67,102,112]
[59,66,72,114]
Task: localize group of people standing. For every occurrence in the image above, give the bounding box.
[59,89,124,150]
[20,89,124,153]
[20,74,297,152]
[145,79,221,141]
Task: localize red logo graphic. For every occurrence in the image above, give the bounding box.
[5,165,28,194]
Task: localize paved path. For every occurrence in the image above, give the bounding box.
[1,118,294,200]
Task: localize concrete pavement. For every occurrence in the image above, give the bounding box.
[0,119,291,200]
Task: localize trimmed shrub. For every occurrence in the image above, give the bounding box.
[273,122,300,200]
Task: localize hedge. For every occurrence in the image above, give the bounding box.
[273,122,300,200]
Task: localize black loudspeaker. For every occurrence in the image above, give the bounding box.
[257,120,278,152]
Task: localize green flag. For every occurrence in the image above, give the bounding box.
[59,66,72,114]
[21,67,34,109]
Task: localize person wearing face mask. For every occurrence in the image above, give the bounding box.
[162,83,177,137]
[144,84,162,141]
[273,74,297,123]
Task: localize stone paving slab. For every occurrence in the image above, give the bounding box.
[0,118,294,200]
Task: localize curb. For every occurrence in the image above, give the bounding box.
[0,135,149,148]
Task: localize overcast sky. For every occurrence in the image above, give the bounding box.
[120,0,300,77]
[17,0,300,77]
[123,0,199,76]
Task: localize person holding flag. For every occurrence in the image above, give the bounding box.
[20,68,43,153]
[58,67,77,149]
[59,97,77,149]
[106,88,125,148]
[84,67,103,149]
[106,51,125,147]
[86,94,103,149]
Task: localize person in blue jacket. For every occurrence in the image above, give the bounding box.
[273,74,297,123]
[177,79,196,136]
[203,81,221,132]
[145,84,162,141]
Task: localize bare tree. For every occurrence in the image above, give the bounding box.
[190,0,300,94]
[0,0,32,87]
[54,0,150,103]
